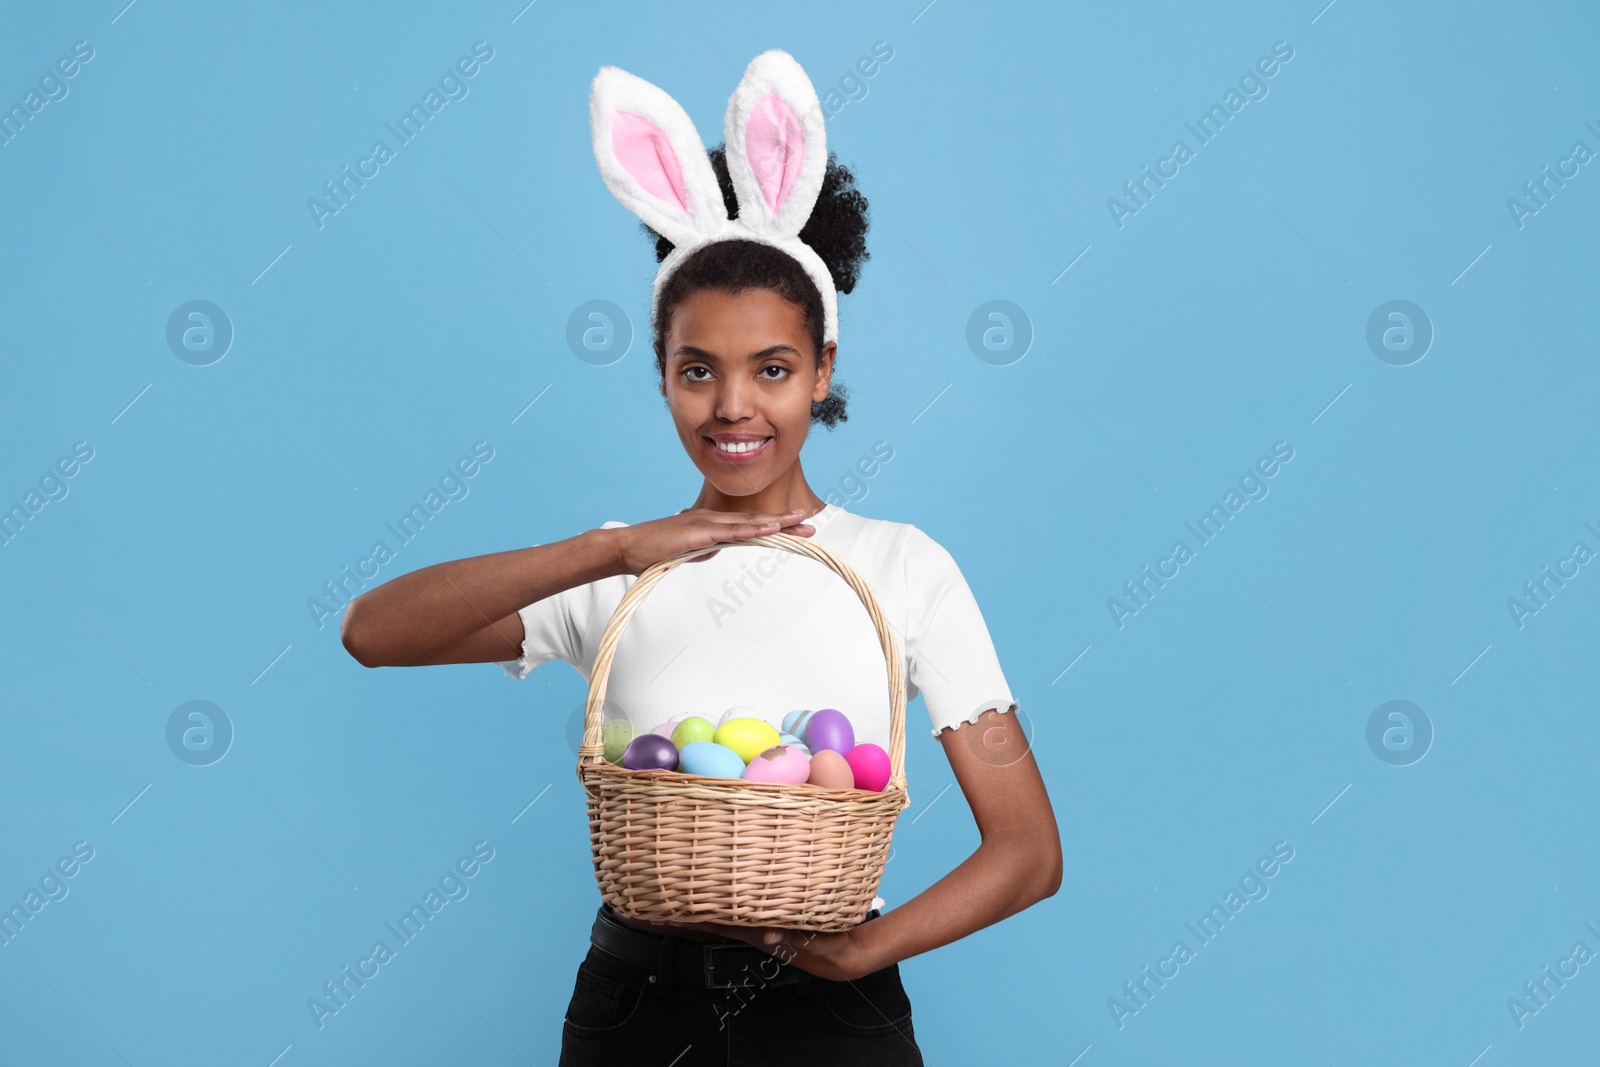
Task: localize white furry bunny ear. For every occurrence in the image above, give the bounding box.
[589,64,726,248]
[723,49,827,240]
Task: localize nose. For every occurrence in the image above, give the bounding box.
[714,373,758,423]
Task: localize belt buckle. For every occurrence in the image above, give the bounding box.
[703,944,770,990]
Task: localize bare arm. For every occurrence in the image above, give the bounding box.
[340,528,624,668]
[340,508,816,669]
[849,706,1062,972]
[656,705,1062,980]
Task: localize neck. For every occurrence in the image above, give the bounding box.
[690,468,827,520]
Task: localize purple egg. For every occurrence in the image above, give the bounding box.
[802,708,854,756]
[622,732,680,771]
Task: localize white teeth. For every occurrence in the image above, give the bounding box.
[713,438,768,454]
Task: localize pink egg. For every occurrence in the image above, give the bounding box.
[649,719,682,738]
[803,708,854,756]
[844,743,891,792]
[741,744,811,785]
[806,748,855,790]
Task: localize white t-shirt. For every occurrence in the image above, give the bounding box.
[496,503,1019,747]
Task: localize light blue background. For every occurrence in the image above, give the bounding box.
[3,1,1597,1064]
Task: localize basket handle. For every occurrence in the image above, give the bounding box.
[578,531,908,788]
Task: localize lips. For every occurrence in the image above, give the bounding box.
[704,435,773,463]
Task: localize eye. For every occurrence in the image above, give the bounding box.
[681,366,712,382]
[760,364,790,380]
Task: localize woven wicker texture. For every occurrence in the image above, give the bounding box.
[576,531,910,930]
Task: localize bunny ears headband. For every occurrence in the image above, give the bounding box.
[589,49,840,345]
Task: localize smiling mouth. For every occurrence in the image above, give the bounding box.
[705,436,773,461]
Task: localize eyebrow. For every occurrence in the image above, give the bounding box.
[670,344,804,363]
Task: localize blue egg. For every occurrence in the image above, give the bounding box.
[678,741,748,779]
[782,709,815,736]
[778,732,811,756]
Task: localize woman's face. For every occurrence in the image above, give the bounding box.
[659,287,836,501]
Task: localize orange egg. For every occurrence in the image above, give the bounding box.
[806,748,855,790]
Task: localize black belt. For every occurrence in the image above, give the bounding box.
[589,904,878,991]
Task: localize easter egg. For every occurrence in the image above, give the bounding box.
[678,740,747,779]
[803,708,854,756]
[713,718,782,763]
[670,716,715,748]
[845,742,891,792]
[602,719,638,764]
[778,731,811,756]
[648,719,682,738]
[781,709,815,736]
[622,733,680,772]
[742,745,811,785]
[806,749,855,790]
[718,705,758,726]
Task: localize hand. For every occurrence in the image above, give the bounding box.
[614,507,816,576]
[646,918,875,982]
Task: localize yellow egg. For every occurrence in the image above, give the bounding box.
[712,717,782,763]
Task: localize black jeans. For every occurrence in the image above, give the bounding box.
[558,906,923,1066]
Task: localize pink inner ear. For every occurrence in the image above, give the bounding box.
[745,91,803,216]
[613,110,688,212]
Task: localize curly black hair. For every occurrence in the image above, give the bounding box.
[641,145,870,429]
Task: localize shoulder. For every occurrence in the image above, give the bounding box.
[823,508,961,579]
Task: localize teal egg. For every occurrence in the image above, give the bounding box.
[678,741,748,779]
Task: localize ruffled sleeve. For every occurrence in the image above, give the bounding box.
[496,589,578,680]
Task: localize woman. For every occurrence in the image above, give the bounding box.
[340,50,1061,1066]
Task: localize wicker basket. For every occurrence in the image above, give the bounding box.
[574,530,910,931]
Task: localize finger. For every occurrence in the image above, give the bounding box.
[722,511,801,530]
[735,522,782,537]
[752,510,804,528]
[717,927,778,952]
